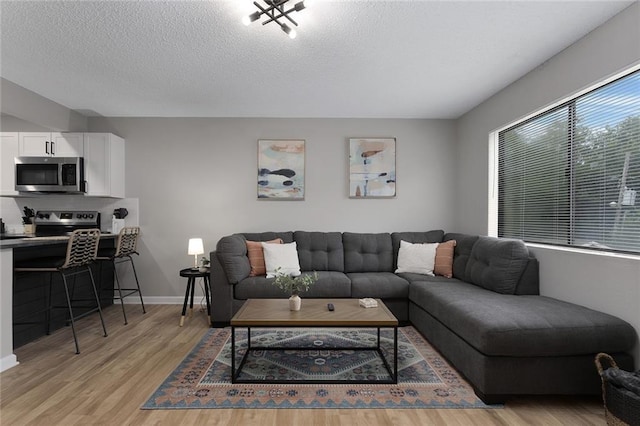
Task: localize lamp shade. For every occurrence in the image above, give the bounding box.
[188,238,204,256]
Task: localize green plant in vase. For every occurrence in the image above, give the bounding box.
[199,256,210,272]
[272,267,318,311]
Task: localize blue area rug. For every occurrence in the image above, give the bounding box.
[142,326,497,409]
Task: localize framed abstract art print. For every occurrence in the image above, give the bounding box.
[257,139,305,200]
[349,137,396,198]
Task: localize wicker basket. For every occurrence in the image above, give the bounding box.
[595,353,640,426]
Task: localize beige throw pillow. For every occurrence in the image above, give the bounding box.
[246,238,283,276]
[434,240,456,278]
[395,240,438,276]
[262,241,301,278]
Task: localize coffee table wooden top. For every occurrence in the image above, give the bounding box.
[231,298,398,327]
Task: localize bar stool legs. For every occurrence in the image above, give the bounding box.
[60,266,108,354]
[97,227,145,325]
[110,255,146,325]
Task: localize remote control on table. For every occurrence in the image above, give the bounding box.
[327,303,334,311]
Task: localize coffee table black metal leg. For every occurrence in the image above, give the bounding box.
[394,326,398,383]
[231,326,236,382]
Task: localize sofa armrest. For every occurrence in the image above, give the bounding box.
[215,234,251,283]
[210,250,235,324]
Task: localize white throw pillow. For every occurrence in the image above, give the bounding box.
[262,241,301,278]
[395,240,439,276]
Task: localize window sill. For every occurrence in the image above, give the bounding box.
[525,243,640,261]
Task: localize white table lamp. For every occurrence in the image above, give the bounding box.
[188,238,204,269]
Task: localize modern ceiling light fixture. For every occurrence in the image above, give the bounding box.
[242,0,308,39]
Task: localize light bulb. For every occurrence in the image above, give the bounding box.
[243,11,261,26]
[281,24,297,39]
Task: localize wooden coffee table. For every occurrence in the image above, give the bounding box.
[230,298,399,384]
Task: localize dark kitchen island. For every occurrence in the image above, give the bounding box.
[2,234,117,350]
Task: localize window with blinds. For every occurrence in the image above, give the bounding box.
[498,70,640,254]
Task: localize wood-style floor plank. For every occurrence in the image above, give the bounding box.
[0,305,606,425]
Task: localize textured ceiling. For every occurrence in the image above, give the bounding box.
[0,0,635,119]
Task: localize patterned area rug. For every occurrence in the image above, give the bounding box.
[142,326,496,409]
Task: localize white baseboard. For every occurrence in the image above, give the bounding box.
[117,296,184,304]
[0,354,19,372]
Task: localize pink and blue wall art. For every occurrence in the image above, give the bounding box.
[258,139,305,200]
[349,138,396,198]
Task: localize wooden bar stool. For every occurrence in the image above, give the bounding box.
[96,226,145,325]
[14,229,108,354]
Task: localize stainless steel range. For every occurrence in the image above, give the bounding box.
[34,210,101,236]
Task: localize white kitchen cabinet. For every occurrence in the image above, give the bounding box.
[19,132,84,157]
[0,133,19,196]
[84,133,125,198]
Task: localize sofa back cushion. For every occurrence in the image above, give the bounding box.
[465,236,530,294]
[242,232,294,243]
[294,231,344,272]
[343,232,393,273]
[391,230,444,268]
[443,233,479,282]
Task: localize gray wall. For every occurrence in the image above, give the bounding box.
[88,117,456,300]
[0,78,88,132]
[455,3,640,361]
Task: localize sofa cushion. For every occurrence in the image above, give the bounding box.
[395,240,438,275]
[215,234,250,284]
[348,272,409,299]
[465,236,529,294]
[443,233,478,282]
[391,230,444,268]
[343,232,393,273]
[235,271,351,299]
[397,272,454,285]
[247,238,283,276]
[409,280,637,357]
[295,231,344,272]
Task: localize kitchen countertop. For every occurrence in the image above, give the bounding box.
[0,233,117,249]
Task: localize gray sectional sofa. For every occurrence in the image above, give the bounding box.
[210,230,637,403]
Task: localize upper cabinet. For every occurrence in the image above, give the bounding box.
[1,133,19,196]
[19,132,84,157]
[84,133,125,198]
[1,132,125,198]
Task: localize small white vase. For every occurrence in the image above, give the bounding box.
[289,294,301,311]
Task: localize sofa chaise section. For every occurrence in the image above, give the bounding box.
[406,235,636,402]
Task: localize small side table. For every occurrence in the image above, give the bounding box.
[179,268,211,327]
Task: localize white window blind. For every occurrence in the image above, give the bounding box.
[498,70,640,254]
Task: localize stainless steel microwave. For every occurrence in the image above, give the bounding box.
[15,157,85,193]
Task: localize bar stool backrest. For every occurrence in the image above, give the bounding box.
[61,228,101,269]
[115,227,140,258]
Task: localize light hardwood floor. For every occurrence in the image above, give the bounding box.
[1,304,606,426]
